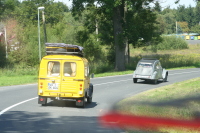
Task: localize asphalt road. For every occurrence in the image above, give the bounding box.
[186,40,200,44]
[0,68,200,133]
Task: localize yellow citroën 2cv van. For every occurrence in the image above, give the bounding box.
[38,43,93,108]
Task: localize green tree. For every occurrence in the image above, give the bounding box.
[194,1,200,25]
[72,0,160,71]
[0,41,6,67]
[161,8,176,34]
[184,6,195,28]
[154,1,161,12]
[191,24,200,33]
[15,0,69,25]
[176,5,187,22]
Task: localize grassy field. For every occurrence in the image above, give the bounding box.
[127,44,200,70]
[0,67,38,86]
[116,77,200,133]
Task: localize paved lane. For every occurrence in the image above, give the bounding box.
[0,68,199,133]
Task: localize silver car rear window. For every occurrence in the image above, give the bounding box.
[138,63,152,67]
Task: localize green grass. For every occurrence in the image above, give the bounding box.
[116,77,200,133]
[0,67,38,87]
[128,44,200,70]
[0,75,37,86]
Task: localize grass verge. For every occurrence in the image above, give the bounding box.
[116,77,200,133]
[0,75,37,86]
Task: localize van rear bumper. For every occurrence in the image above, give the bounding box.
[38,95,84,104]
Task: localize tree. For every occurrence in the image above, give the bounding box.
[0,39,6,67]
[176,5,187,22]
[184,6,195,28]
[161,8,176,34]
[194,1,200,25]
[72,0,160,71]
[177,22,189,33]
[154,1,161,12]
[15,0,69,26]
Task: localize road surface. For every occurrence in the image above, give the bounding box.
[0,68,199,133]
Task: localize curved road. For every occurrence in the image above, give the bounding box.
[0,68,200,133]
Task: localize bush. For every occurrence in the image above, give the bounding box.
[130,53,200,69]
[155,35,188,50]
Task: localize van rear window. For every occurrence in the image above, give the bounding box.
[47,61,60,76]
[64,62,76,77]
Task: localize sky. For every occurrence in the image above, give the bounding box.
[54,0,196,9]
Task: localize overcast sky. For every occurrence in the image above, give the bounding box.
[54,0,196,9]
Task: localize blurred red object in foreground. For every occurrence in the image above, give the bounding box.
[99,112,200,131]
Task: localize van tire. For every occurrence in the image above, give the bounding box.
[76,97,85,108]
[42,98,47,106]
[87,84,93,103]
[81,97,86,108]
[87,96,92,103]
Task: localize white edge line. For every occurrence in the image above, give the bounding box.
[0,97,37,116]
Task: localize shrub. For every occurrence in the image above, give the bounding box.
[156,35,188,50]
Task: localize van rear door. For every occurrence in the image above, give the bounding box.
[46,61,62,95]
[60,60,83,97]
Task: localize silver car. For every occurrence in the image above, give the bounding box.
[133,58,168,84]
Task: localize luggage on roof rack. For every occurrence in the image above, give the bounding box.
[45,43,84,56]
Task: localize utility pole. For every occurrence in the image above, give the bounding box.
[38,6,45,61]
[176,21,177,34]
[42,10,47,43]
[95,19,98,41]
[4,27,8,58]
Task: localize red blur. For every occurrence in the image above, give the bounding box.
[99,111,200,131]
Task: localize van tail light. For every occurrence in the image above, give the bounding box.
[40,98,44,101]
[40,82,43,88]
[80,84,82,90]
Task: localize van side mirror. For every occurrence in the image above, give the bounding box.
[91,73,94,78]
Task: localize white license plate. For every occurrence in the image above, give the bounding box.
[48,83,59,90]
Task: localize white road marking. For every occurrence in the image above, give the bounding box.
[0,97,37,116]
[0,69,199,116]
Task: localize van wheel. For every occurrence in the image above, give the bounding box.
[76,97,85,108]
[87,94,92,103]
[81,97,86,108]
[87,84,93,103]
[42,98,47,106]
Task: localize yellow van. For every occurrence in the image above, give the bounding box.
[38,43,93,108]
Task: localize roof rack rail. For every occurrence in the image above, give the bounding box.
[45,43,84,56]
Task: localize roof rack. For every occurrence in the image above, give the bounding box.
[45,43,84,56]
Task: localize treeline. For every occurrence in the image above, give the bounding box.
[155,2,200,34]
[0,0,199,72]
